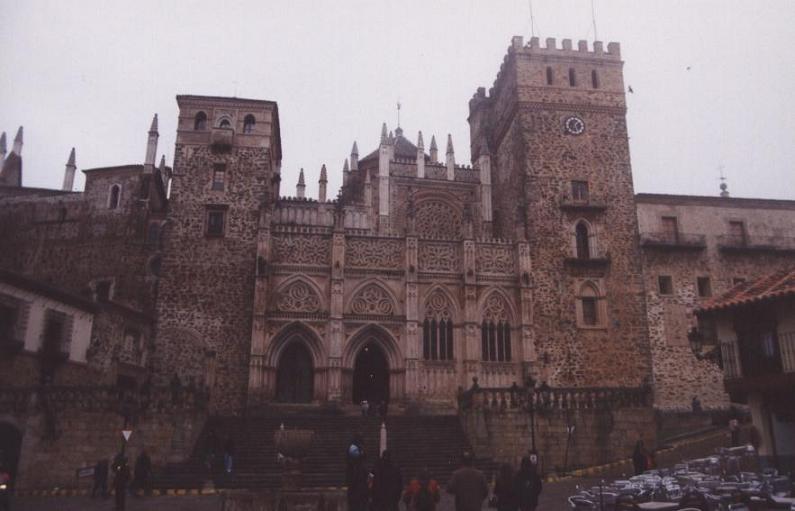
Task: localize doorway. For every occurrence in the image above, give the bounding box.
[0,422,22,483]
[276,342,314,403]
[352,341,389,405]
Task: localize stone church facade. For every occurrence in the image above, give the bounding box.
[2,35,794,422]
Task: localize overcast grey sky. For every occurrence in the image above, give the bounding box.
[1,0,793,200]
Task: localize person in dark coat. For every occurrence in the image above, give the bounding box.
[513,457,542,511]
[112,456,131,511]
[346,456,370,511]
[132,449,151,495]
[493,463,517,511]
[91,458,108,498]
[224,437,235,474]
[447,451,488,511]
[371,450,403,511]
[632,440,648,475]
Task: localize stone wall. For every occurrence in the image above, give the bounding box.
[460,386,655,472]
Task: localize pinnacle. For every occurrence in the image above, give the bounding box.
[380,123,388,143]
[159,154,166,169]
[429,135,438,151]
[298,168,305,186]
[14,126,23,143]
[319,164,328,182]
[343,158,350,172]
[67,147,76,166]
[446,134,454,154]
[150,114,159,132]
[417,131,424,148]
[0,132,6,154]
[351,141,359,156]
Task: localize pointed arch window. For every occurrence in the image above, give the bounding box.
[243,114,256,134]
[219,119,232,129]
[480,293,512,362]
[423,292,454,361]
[194,111,207,130]
[108,184,121,210]
[575,221,591,259]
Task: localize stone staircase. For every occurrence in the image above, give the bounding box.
[151,408,496,490]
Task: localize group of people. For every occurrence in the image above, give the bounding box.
[345,435,543,511]
[360,400,389,419]
[91,449,151,511]
[204,429,236,475]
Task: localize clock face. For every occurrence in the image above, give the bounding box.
[564,116,585,135]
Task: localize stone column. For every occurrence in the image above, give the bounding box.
[248,209,273,405]
[516,240,535,380]
[328,229,346,401]
[463,239,479,387]
[405,236,419,400]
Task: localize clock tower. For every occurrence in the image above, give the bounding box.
[469,36,652,389]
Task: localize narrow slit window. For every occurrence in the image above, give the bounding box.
[569,68,577,87]
[546,66,554,85]
[591,70,599,89]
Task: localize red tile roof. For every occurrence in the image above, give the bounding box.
[697,267,795,314]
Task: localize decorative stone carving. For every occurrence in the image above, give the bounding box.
[350,284,395,316]
[275,281,321,313]
[346,239,402,268]
[416,201,462,239]
[483,292,510,321]
[419,242,460,272]
[424,291,453,320]
[272,235,330,265]
[476,245,514,274]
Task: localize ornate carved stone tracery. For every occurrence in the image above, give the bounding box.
[424,291,453,320]
[272,235,330,265]
[350,284,395,316]
[476,245,514,274]
[418,242,460,272]
[346,239,402,268]
[482,292,511,322]
[275,281,321,313]
[415,201,462,239]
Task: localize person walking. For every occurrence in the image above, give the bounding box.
[493,463,517,511]
[514,457,542,511]
[447,452,488,511]
[371,450,403,511]
[132,448,151,496]
[224,437,235,474]
[403,469,440,511]
[91,458,108,498]
[112,455,131,511]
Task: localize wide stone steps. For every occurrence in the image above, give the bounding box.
[151,411,496,490]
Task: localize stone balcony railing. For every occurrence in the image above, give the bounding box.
[717,234,795,254]
[0,384,209,416]
[459,384,651,411]
[559,195,607,212]
[640,231,707,250]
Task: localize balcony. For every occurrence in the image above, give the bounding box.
[210,127,234,151]
[717,234,795,254]
[564,253,611,268]
[559,195,607,212]
[722,331,795,390]
[640,232,706,251]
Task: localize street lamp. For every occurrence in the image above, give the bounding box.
[524,377,551,456]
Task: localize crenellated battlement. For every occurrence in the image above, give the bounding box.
[514,35,620,59]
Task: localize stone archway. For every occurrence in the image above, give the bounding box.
[352,342,390,405]
[275,342,314,403]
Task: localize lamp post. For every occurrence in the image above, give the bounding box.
[525,377,551,458]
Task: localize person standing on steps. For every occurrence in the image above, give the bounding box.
[224,436,235,474]
[514,457,542,511]
[371,450,403,511]
[346,454,370,511]
[493,463,517,511]
[447,451,488,511]
[112,455,131,511]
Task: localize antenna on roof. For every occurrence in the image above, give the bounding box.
[529,0,536,38]
[591,0,598,41]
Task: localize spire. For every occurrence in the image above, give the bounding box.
[12,126,23,155]
[380,123,388,145]
[416,131,426,179]
[343,158,349,172]
[445,134,455,181]
[62,147,76,191]
[296,168,306,198]
[429,135,438,163]
[158,154,166,173]
[144,114,159,173]
[350,141,359,171]
[319,164,328,202]
[0,132,6,162]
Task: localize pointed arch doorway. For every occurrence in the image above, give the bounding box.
[276,342,314,403]
[352,342,389,405]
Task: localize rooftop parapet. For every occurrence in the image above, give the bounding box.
[514,35,620,59]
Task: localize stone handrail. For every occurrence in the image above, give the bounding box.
[459,384,650,411]
[0,384,209,415]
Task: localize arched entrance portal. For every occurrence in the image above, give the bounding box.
[0,422,22,483]
[352,342,389,405]
[276,342,314,403]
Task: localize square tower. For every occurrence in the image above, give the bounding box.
[469,36,651,388]
[155,95,281,411]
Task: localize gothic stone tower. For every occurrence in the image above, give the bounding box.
[469,37,651,388]
[155,96,281,411]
